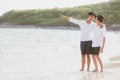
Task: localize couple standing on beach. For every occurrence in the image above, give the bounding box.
[59,12,106,72]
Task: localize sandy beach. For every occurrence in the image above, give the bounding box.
[0,27,120,80]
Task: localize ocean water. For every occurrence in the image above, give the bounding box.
[0,29,119,80]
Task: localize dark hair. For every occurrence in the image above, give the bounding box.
[96,15,105,23]
[88,12,96,16]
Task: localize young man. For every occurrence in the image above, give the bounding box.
[92,15,106,72]
[59,12,96,71]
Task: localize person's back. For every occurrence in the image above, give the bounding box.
[92,24,106,47]
[69,18,95,41]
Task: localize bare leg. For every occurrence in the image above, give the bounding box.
[96,55,103,72]
[92,55,98,72]
[87,55,91,71]
[80,54,86,71]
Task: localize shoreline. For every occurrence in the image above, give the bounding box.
[0,24,79,30]
[0,24,120,31]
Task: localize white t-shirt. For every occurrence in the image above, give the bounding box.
[92,24,106,47]
[69,18,95,41]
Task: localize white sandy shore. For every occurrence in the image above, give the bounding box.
[0,28,120,80]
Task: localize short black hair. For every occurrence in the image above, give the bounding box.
[88,12,96,16]
[96,15,105,23]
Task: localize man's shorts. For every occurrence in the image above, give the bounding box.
[80,41,92,55]
[92,47,100,55]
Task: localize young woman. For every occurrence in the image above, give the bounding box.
[92,15,106,72]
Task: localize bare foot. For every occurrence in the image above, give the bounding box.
[100,69,103,72]
[92,69,98,72]
[80,69,84,72]
[87,69,90,72]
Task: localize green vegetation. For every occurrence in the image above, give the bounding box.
[0,0,120,28]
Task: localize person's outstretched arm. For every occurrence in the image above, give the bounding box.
[59,14,82,25]
[59,14,70,21]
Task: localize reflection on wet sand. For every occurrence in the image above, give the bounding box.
[82,72,104,80]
